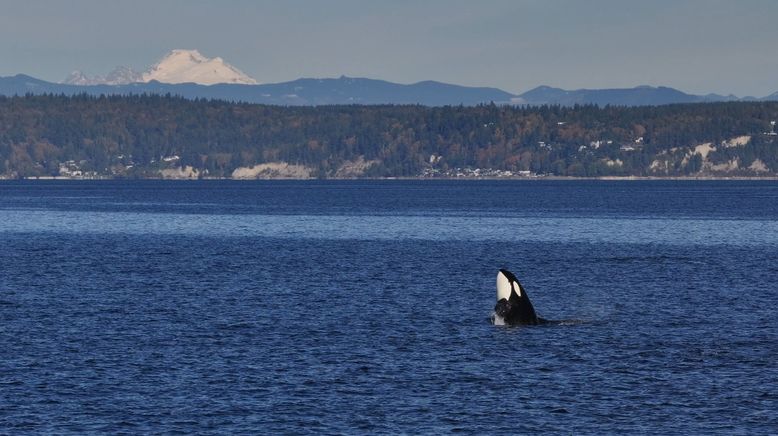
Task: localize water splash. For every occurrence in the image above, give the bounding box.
[490,312,506,326]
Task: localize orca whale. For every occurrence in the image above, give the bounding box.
[492,268,549,325]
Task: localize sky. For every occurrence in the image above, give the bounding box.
[1,0,777,97]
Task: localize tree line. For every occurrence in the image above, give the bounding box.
[0,93,776,178]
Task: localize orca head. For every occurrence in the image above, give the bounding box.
[493,297,512,319]
[494,268,540,325]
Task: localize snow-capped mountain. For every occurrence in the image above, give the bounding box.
[62,49,257,86]
[62,70,93,85]
[143,49,257,85]
[104,66,144,85]
[63,66,143,85]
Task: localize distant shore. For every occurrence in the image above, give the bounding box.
[4,175,778,181]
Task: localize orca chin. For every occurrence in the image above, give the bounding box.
[492,268,548,325]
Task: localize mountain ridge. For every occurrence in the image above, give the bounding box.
[2,74,516,106]
[2,73,776,106]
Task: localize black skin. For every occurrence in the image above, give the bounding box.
[494,269,549,325]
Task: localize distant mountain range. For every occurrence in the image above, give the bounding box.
[2,48,774,106]
[513,85,751,106]
[0,74,516,106]
[1,74,775,107]
[63,49,257,86]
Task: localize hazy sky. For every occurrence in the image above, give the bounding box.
[1,0,776,96]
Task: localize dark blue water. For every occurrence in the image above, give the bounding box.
[1,180,777,433]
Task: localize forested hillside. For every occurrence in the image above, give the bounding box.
[1,94,777,178]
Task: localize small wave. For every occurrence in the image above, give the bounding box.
[546,318,587,326]
[489,314,587,327]
[217,321,255,330]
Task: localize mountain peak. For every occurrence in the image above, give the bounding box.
[142,49,257,85]
[63,70,91,85]
[63,65,142,86]
[162,49,208,64]
[104,66,143,85]
[62,49,258,86]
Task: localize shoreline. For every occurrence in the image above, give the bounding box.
[3,175,778,181]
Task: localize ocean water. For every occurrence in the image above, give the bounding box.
[1,180,777,434]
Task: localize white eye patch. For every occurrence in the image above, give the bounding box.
[496,271,514,301]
